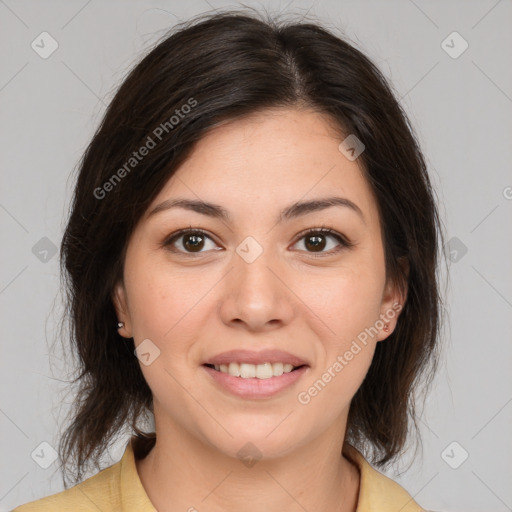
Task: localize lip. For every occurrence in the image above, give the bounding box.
[202,364,309,399]
[203,349,308,367]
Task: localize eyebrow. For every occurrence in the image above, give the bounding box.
[148,196,365,224]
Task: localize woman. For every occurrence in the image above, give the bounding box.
[14,8,445,512]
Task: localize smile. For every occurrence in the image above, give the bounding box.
[202,363,309,399]
[206,362,301,379]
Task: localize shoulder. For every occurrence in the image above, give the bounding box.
[12,459,122,511]
[12,436,155,512]
[343,443,428,512]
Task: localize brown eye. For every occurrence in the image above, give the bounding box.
[163,227,352,257]
[294,228,352,256]
[181,232,206,252]
[304,233,328,252]
[164,229,218,254]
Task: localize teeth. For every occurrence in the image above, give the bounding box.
[273,362,284,376]
[240,363,256,378]
[212,362,298,378]
[228,362,240,377]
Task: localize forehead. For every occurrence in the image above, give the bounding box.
[147,107,379,227]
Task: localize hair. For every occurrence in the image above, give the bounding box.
[56,7,447,487]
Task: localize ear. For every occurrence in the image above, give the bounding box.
[376,257,408,342]
[112,280,133,338]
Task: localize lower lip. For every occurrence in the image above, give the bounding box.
[202,365,309,399]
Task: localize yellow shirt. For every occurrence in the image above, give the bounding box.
[13,436,425,511]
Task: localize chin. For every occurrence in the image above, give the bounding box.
[201,419,310,463]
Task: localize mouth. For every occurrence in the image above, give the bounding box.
[203,362,308,379]
[202,362,310,399]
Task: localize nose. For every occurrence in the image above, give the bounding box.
[218,241,295,332]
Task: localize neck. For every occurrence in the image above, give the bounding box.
[135,416,360,512]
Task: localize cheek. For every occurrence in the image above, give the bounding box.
[124,259,199,340]
[295,262,384,404]
[301,263,385,342]
[297,271,380,415]
[124,262,220,380]
[125,277,170,339]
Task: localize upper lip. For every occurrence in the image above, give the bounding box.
[203,349,309,367]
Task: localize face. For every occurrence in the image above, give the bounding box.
[114,107,405,459]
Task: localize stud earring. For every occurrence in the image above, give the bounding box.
[383,324,390,332]
[117,321,125,329]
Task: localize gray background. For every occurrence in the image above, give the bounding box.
[1,1,511,511]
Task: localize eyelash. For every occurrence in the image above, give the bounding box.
[162,225,354,258]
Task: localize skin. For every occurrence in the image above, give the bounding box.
[113,107,406,512]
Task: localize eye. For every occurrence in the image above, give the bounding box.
[162,226,353,256]
[163,228,219,254]
[292,227,353,256]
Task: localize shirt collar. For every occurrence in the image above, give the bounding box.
[343,443,423,512]
[119,435,157,511]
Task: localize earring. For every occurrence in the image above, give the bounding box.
[383,324,390,332]
[117,321,124,329]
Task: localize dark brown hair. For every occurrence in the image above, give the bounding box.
[56,8,446,487]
